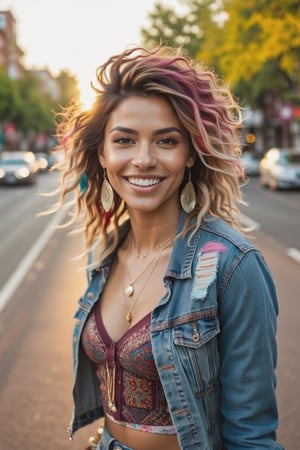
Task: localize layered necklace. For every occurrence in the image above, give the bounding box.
[123,233,175,326]
[105,233,175,414]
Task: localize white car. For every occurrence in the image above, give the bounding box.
[259,148,300,190]
[0,151,38,185]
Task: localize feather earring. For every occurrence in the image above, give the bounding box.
[79,172,89,193]
[101,170,114,212]
[180,168,196,213]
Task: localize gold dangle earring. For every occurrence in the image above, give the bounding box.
[180,167,196,214]
[101,169,114,212]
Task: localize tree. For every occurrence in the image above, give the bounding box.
[141,0,218,58]
[141,0,300,104]
[56,69,80,107]
[0,68,22,123]
[197,0,300,147]
[16,72,55,133]
[0,66,80,151]
[198,0,300,107]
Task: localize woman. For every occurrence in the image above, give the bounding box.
[55,46,283,449]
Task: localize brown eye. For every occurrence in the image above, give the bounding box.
[158,137,178,146]
[113,137,133,145]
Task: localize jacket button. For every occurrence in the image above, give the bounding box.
[192,331,200,342]
[75,318,81,325]
[87,292,94,299]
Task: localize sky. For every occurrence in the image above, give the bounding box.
[1,0,181,107]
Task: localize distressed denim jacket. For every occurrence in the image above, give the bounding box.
[69,213,284,450]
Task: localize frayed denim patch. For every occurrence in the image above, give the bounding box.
[192,241,227,299]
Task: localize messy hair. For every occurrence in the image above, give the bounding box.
[54,45,245,265]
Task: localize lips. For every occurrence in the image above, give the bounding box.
[127,177,163,187]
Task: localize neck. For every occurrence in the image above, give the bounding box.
[127,205,180,256]
[130,232,176,258]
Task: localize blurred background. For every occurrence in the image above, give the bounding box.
[0,1,299,449]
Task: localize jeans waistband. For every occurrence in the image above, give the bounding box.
[98,427,134,450]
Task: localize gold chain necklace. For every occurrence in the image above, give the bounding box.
[124,233,176,297]
[132,233,176,258]
[124,253,158,297]
[123,249,163,326]
[105,361,117,413]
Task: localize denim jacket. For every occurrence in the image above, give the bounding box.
[69,213,283,449]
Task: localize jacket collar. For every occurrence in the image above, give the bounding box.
[165,210,201,280]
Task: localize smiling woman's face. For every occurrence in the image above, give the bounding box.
[100,95,193,216]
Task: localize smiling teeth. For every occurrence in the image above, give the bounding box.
[128,178,161,187]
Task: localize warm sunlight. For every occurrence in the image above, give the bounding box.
[80,79,97,110]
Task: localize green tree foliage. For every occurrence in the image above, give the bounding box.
[16,72,54,133]
[141,0,300,108]
[56,69,80,107]
[0,67,22,123]
[199,0,300,107]
[0,68,79,135]
[141,0,218,58]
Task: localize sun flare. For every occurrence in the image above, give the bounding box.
[79,79,97,110]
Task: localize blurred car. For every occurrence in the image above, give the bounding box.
[34,152,49,172]
[259,147,300,190]
[241,152,260,176]
[0,151,38,185]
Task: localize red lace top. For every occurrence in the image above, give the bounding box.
[81,303,173,427]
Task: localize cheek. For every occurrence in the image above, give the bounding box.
[101,143,123,169]
[102,150,125,187]
[164,153,189,173]
[105,160,123,182]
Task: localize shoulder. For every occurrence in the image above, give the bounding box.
[169,214,258,279]
[197,216,275,298]
[199,215,256,255]
[195,216,266,289]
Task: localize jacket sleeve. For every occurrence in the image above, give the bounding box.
[218,249,284,449]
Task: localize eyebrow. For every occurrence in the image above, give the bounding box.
[110,126,183,135]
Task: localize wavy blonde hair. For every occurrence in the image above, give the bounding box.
[54,45,245,265]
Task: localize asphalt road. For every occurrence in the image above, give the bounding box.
[0,173,299,450]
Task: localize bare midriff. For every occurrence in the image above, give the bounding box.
[105,415,181,450]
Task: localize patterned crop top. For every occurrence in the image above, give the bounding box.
[81,303,175,433]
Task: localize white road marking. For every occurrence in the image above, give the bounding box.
[241,214,300,264]
[287,248,300,264]
[240,213,260,231]
[0,207,67,314]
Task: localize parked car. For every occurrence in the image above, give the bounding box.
[241,152,260,176]
[259,147,300,190]
[0,151,38,185]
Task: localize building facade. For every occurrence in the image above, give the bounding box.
[0,10,24,79]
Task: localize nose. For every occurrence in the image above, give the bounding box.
[132,141,156,168]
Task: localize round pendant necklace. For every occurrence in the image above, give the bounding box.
[123,232,176,297]
[123,249,163,326]
[124,255,158,297]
